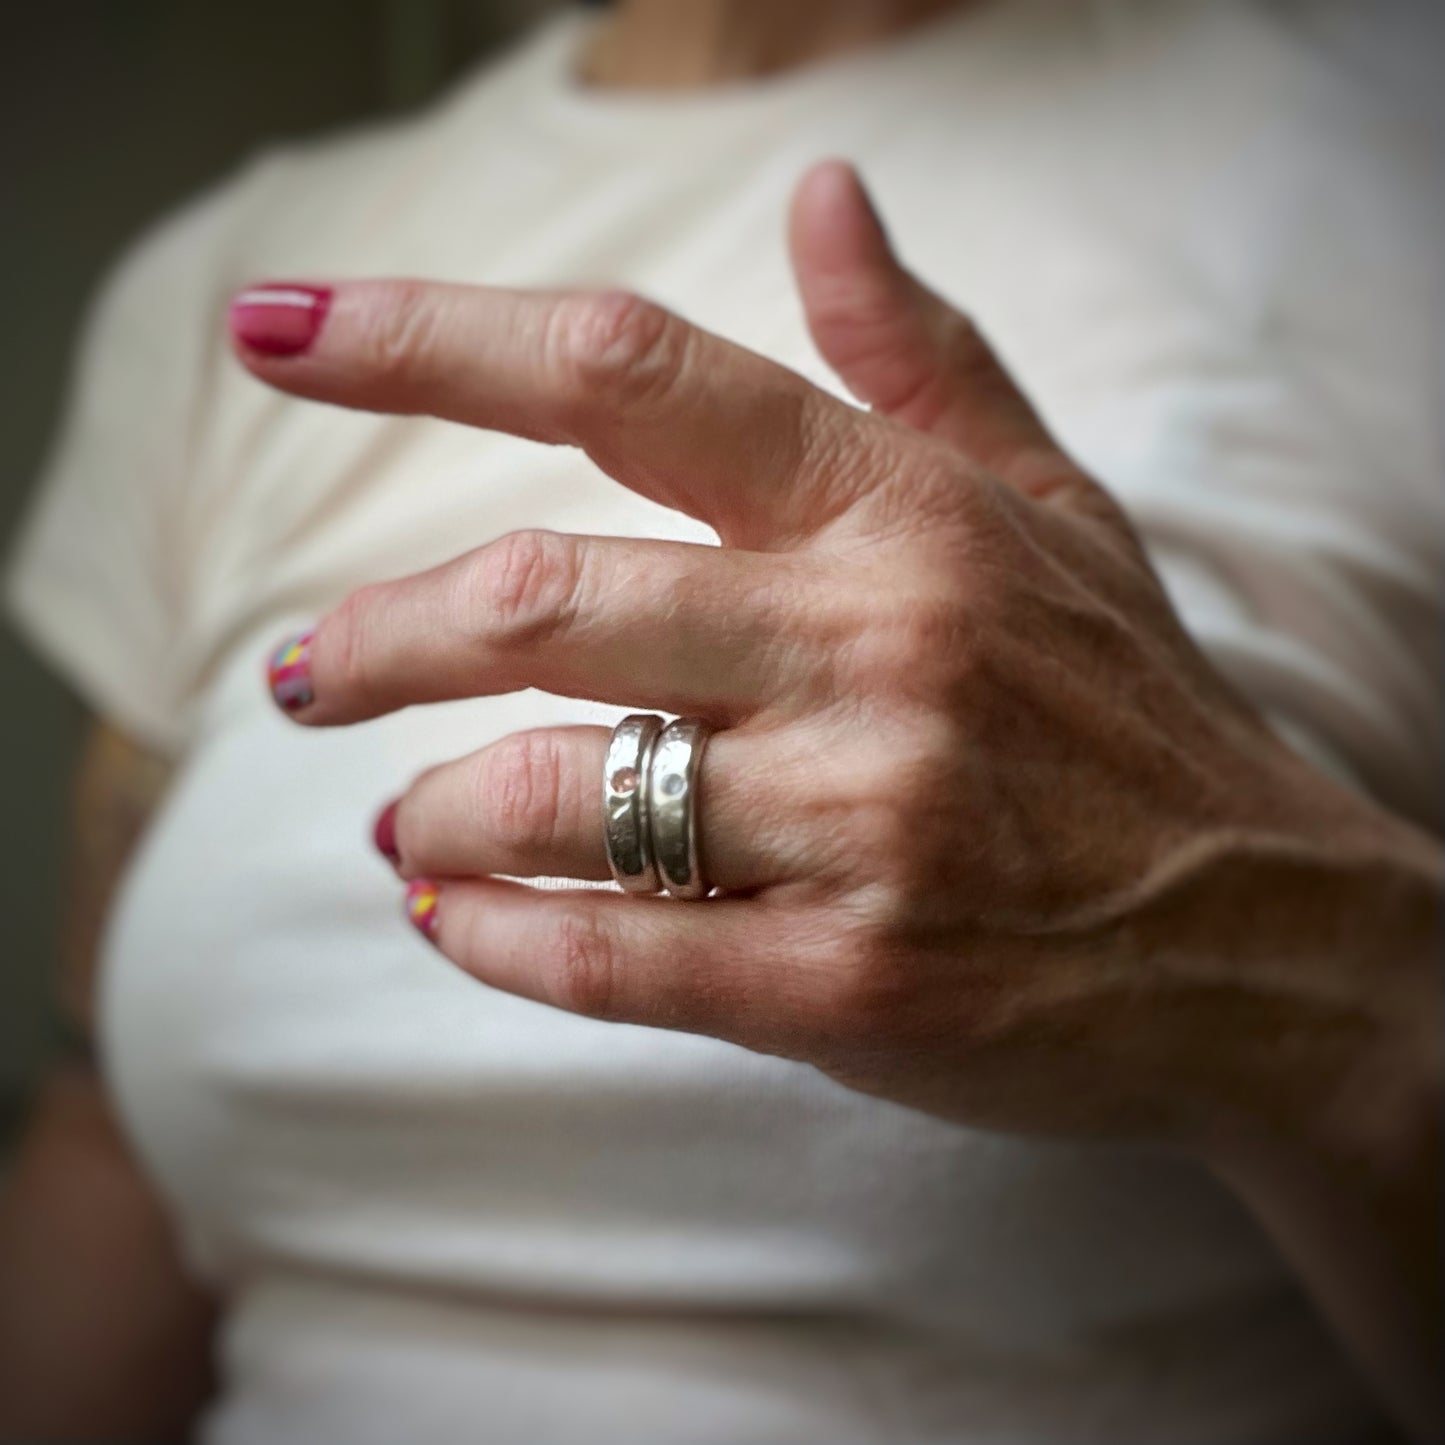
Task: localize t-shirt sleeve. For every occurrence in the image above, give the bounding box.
[3,175,244,757]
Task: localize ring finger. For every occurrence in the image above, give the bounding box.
[383,724,814,893]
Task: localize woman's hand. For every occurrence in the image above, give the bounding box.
[232,162,1441,1430]
[234,160,1436,1139]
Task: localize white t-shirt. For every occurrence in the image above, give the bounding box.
[6,3,1441,1442]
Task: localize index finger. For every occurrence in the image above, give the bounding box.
[229,280,886,548]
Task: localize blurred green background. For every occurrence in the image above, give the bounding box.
[0,0,560,1140]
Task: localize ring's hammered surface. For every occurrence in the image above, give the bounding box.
[647,717,711,900]
[602,713,664,892]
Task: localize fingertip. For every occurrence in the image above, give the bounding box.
[789,158,893,283]
[228,282,333,358]
[267,628,317,718]
[405,878,442,944]
[373,799,402,867]
[794,157,860,209]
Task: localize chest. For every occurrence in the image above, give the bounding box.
[97,113,1276,1328]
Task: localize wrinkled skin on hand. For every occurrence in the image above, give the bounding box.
[234,162,1437,1154]
[234,159,1443,1438]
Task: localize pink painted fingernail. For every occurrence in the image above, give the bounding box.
[405,879,441,942]
[230,282,332,355]
[268,629,315,714]
[373,800,401,865]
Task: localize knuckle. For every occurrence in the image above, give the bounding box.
[842,583,981,704]
[327,584,386,707]
[895,590,976,674]
[829,717,971,893]
[468,529,583,648]
[805,904,915,1044]
[485,730,568,859]
[549,290,688,416]
[843,437,969,539]
[546,910,621,1020]
[794,408,885,525]
[364,279,441,387]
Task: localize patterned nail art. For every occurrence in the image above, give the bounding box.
[406,879,441,941]
[269,630,315,714]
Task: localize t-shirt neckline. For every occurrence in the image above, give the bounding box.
[520,0,1020,136]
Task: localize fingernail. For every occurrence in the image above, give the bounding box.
[230,282,332,356]
[268,629,315,714]
[405,879,441,942]
[373,800,401,865]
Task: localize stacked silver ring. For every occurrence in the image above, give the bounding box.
[603,713,712,899]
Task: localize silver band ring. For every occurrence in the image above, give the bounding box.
[602,713,663,892]
[647,717,712,900]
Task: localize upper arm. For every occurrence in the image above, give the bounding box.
[58,719,173,1036]
[5,170,259,1037]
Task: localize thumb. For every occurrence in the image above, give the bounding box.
[789,160,1058,482]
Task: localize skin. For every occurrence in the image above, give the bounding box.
[1,2,1438,1438]
[4,13,998,1442]
[582,0,968,86]
[239,164,1443,1438]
